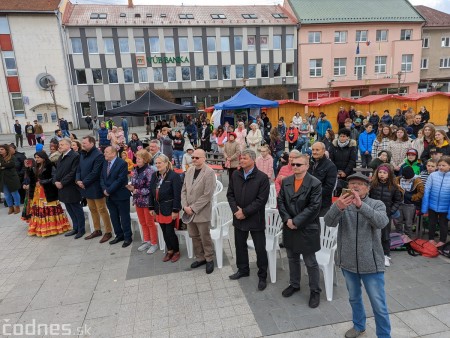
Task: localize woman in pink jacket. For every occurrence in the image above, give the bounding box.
[255,145,274,180]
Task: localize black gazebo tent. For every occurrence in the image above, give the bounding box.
[104,90,196,117]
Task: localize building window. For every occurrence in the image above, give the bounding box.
[11,93,24,116]
[104,38,114,54]
[247,36,256,51]
[333,58,346,76]
[242,14,257,19]
[149,37,160,53]
[195,66,204,80]
[211,14,226,19]
[286,34,294,49]
[138,68,148,83]
[272,13,288,19]
[421,58,428,69]
[236,65,244,79]
[167,67,176,81]
[71,38,83,54]
[209,65,218,80]
[50,111,57,123]
[442,37,450,47]
[85,38,97,54]
[2,51,17,76]
[36,113,44,123]
[334,31,347,43]
[119,38,129,53]
[135,38,145,53]
[350,89,362,98]
[375,56,387,74]
[108,69,118,83]
[164,37,175,53]
[153,68,162,82]
[234,36,243,51]
[123,68,133,83]
[76,69,87,84]
[308,31,321,43]
[80,102,90,117]
[273,63,281,77]
[440,58,450,68]
[400,29,412,41]
[221,37,230,51]
[179,37,188,52]
[96,102,106,116]
[111,101,121,108]
[193,37,202,52]
[222,65,230,79]
[422,37,429,48]
[248,65,256,78]
[354,57,367,79]
[376,30,388,42]
[179,14,194,19]
[286,63,294,76]
[273,35,281,50]
[356,30,368,42]
[207,37,216,52]
[92,69,102,83]
[181,67,190,81]
[401,54,413,72]
[309,59,322,77]
[260,36,268,49]
[0,17,10,34]
[261,64,269,78]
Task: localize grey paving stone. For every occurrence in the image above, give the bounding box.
[396,308,449,336]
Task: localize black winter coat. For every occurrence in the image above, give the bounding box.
[13,151,26,180]
[53,150,81,203]
[369,182,402,222]
[0,155,21,193]
[76,147,104,199]
[148,170,182,216]
[392,114,406,128]
[420,143,450,162]
[308,156,337,209]
[278,173,322,254]
[329,139,358,177]
[227,167,270,232]
[28,162,59,202]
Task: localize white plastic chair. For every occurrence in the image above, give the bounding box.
[213,180,223,206]
[157,213,194,258]
[247,208,284,283]
[265,184,277,209]
[210,202,234,268]
[83,206,95,233]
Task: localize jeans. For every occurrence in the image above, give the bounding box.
[64,202,85,234]
[3,184,20,207]
[286,248,321,292]
[273,150,283,175]
[428,209,448,243]
[173,150,184,169]
[61,129,70,138]
[300,137,309,154]
[342,269,391,338]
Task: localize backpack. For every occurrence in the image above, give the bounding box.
[406,238,439,258]
[390,232,405,250]
[438,242,450,258]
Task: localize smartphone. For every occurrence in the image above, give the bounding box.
[341,188,354,197]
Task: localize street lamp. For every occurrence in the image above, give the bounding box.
[86,91,95,117]
[46,80,60,128]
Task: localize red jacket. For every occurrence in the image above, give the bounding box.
[285,127,299,143]
[337,110,349,124]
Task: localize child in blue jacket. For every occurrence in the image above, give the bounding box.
[358,123,377,168]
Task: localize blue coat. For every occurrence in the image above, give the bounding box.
[316,120,332,138]
[76,147,104,199]
[358,131,376,155]
[98,128,110,147]
[100,158,130,201]
[421,171,450,218]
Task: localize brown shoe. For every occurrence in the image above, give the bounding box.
[171,252,181,263]
[13,206,20,214]
[99,232,112,243]
[163,252,174,262]
[85,230,102,240]
[8,207,14,215]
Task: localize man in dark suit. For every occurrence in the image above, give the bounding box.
[100,146,132,247]
[54,139,85,239]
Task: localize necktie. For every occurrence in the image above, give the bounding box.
[107,161,111,176]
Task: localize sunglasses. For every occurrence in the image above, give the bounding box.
[192,156,203,160]
[292,163,307,167]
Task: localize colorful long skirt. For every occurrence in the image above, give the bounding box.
[27,185,71,237]
[21,190,32,222]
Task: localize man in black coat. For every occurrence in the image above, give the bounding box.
[227,149,270,291]
[9,144,26,203]
[54,139,85,239]
[14,120,23,148]
[278,154,322,308]
[308,142,337,216]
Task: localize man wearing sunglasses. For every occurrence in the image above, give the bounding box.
[277,154,322,308]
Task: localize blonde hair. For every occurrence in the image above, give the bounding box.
[136,149,151,164]
[154,154,173,170]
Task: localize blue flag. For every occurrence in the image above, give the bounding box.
[356,42,360,55]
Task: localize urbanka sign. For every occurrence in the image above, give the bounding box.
[147,56,190,64]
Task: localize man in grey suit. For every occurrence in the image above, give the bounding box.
[181,149,217,274]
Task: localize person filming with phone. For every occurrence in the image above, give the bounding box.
[324,172,391,338]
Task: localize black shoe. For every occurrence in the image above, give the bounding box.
[74,232,85,239]
[206,261,214,274]
[282,285,300,298]
[258,279,267,291]
[64,230,77,237]
[109,237,124,245]
[122,239,132,248]
[229,271,250,280]
[191,260,207,269]
[309,291,320,308]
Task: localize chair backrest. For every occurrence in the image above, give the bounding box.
[212,202,233,235]
[319,217,338,253]
[266,184,277,209]
[265,208,283,238]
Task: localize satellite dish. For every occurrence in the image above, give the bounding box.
[36,73,56,90]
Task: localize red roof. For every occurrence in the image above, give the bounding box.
[0,0,60,12]
[404,92,450,100]
[204,106,215,113]
[354,94,410,104]
[415,5,450,27]
[276,99,307,106]
[307,97,356,107]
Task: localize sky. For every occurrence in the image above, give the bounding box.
[73,0,450,13]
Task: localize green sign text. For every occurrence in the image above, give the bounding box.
[147,56,190,64]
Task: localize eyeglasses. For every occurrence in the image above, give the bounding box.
[292,163,308,167]
[192,156,204,160]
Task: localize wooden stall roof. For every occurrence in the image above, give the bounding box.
[354,94,411,104]
[276,99,308,105]
[307,97,356,107]
[403,92,450,100]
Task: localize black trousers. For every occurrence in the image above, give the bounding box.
[381,220,391,256]
[160,221,179,252]
[428,209,449,243]
[234,227,268,280]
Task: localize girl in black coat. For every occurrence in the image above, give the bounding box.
[369,164,402,265]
